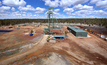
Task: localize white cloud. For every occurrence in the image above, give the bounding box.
[11,11,20,16]
[43,0,89,8]
[53,12,60,15]
[72,9,107,16]
[15,13,21,16]
[90,0,107,9]
[54,9,62,17]
[3,0,26,6]
[0,1,2,6]
[35,7,46,13]
[60,0,89,8]
[90,0,99,4]
[72,10,92,16]
[0,14,8,17]
[73,4,93,10]
[3,11,22,18]
[18,5,35,11]
[94,10,107,15]
[36,14,46,18]
[27,13,32,16]
[11,7,15,11]
[96,0,107,8]
[0,6,10,11]
[63,8,74,15]
[0,6,11,13]
[0,11,36,19]
[22,14,26,16]
[54,9,60,12]
[20,12,26,14]
[59,0,72,8]
[34,15,36,16]
[43,0,59,7]
[19,6,46,13]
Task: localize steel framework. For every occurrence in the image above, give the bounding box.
[44,8,63,34]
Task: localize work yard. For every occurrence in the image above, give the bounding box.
[0,25,107,65]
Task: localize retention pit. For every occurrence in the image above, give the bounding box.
[0,30,13,34]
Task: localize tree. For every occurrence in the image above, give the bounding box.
[31,30,33,34]
[65,31,68,35]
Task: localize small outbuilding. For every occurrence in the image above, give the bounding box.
[67,26,87,37]
[53,35,64,39]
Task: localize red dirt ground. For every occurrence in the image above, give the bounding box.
[6,26,107,65]
[0,25,107,65]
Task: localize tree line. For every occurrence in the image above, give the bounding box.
[0,18,107,28]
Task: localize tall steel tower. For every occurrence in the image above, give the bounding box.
[44,8,62,34]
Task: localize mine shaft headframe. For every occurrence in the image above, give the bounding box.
[48,8,53,11]
[47,8,54,34]
[47,8,53,18]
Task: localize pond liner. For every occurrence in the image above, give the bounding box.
[0,30,13,32]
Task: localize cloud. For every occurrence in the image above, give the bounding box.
[90,0,99,4]
[3,0,26,6]
[22,14,26,16]
[90,0,107,9]
[11,11,21,16]
[72,9,107,16]
[11,7,15,11]
[63,8,74,15]
[0,1,2,6]
[18,5,46,13]
[43,0,59,7]
[43,0,89,8]
[72,10,92,16]
[60,0,89,8]
[96,0,107,8]
[94,10,107,15]
[0,11,38,19]
[0,14,8,17]
[54,9,60,12]
[35,14,46,18]
[21,12,26,13]
[27,13,32,16]
[0,6,11,13]
[54,9,62,16]
[34,15,36,16]
[53,12,60,15]
[18,5,36,11]
[35,7,46,13]
[73,4,93,10]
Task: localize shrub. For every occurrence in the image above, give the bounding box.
[31,30,33,34]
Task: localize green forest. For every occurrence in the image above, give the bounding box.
[0,18,107,28]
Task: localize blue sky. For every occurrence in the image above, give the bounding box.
[0,0,107,19]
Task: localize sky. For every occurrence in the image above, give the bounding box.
[0,0,107,19]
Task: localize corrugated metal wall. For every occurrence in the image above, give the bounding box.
[67,26,87,37]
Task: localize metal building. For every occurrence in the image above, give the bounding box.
[67,26,87,37]
[53,35,64,39]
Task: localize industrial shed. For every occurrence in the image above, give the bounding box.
[67,26,87,37]
[53,35,64,39]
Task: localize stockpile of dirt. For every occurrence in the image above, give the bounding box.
[10,52,71,65]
